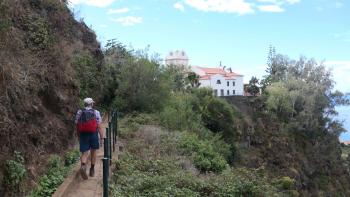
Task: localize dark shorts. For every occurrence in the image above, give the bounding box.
[79,132,99,152]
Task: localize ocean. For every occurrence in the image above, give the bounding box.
[338,95,350,141]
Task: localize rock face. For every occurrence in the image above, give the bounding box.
[225,96,350,196]
[0,0,102,193]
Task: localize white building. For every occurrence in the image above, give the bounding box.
[165,50,189,67]
[191,66,244,96]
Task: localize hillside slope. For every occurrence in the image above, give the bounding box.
[225,96,350,196]
[0,0,102,194]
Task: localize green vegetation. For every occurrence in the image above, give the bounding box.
[29,149,80,197]
[246,76,260,96]
[73,54,104,99]
[24,16,52,51]
[4,151,27,193]
[2,0,348,193]
[260,47,348,138]
[179,132,228,172]
[110,114,286,197]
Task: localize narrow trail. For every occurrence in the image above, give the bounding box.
[53,115,118,197]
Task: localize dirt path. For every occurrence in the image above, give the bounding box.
[53,116,115,197]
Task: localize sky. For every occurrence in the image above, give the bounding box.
[68,0,350,93]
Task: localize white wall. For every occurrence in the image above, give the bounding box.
[199,74,244,96]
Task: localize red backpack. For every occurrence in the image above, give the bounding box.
[77,109,98,133]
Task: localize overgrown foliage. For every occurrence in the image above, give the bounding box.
[24,15,52,51]
[179,132,228,172]
[110,115,286,197]
[29,149,79,197]
[4,151,27,193]
[246,76,260,96]
[73,54,104,99]
[104,41,171,112]
[261,48,349,137]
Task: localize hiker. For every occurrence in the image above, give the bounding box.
[75,98,104,180]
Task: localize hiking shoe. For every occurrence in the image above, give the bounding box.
[80,165,88,180]
[90,167,95,177]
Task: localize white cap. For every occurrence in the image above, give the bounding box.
[83,98,94,105]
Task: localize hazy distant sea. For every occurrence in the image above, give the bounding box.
[338,95,350,141]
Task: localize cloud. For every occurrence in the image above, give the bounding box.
[174,2,185,12]
[316,6,324,12]
[256,0,300,5]
[184,0,254,15]
[111,16,143,26]
[333,30,350,42]
[69,0,116,7]
[285,0,300,4]
[335,2,343,8]
[108,7,130,14]
[182,0,301,15]
[324,61,350,92]
[258,4,284,12]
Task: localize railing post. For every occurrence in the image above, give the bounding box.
[108,123,112,165]
[102,157,109,197]
[115,111,118,142]
[104,128,109,159]
[109,120,113,153]
[112,113,116,152]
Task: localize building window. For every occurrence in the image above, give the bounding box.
[217,80,221,84]
[227,81,229,86]
[233,90,235,95]
[227,90,229,95]
[221,89,224,96]
[214,89,218,96]
[232,81,235,86]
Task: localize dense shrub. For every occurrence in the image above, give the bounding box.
[64,149,80,166]
[4,151,27,193]
[208,168,279,196]
[202,98,237,139]
[73,54,104,99]
[24,16,52,51]
[160,93,201,131]
[111,132,281,197]
[111,154,204,197]
[106,45,171,112]
[178,133,228,173]
[191,88,238,140]
[274,176,296,190]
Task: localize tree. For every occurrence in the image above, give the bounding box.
[187,72,201,88]
[260,46,288,91]
[246,76,260,96]
[263,53,349,136]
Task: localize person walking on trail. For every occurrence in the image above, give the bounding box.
[75,98,104,180]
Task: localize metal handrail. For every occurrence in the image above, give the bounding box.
[102,110,118,197]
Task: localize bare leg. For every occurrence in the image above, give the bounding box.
[89,149,97,177]
[90,149,97,165]
[81,151,89,165]
[80,151,89,179]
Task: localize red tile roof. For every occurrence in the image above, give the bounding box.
[341,140,350,145]
[196,67,241,80]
